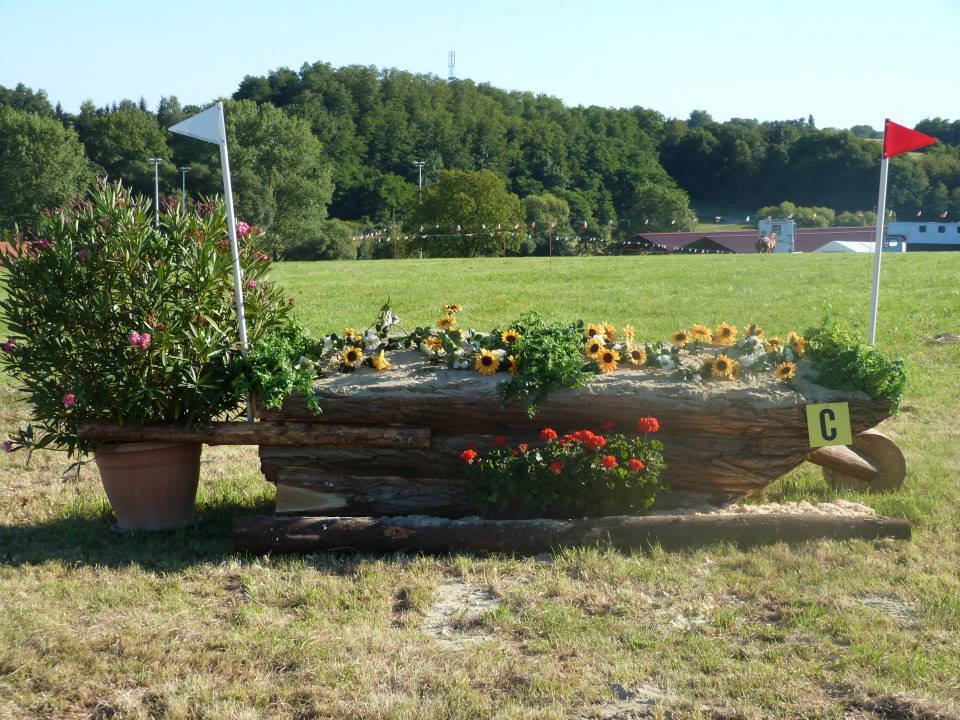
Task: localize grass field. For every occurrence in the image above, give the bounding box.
[1,253,958,719]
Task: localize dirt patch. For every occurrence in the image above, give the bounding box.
[702,500,876,517]
[580,683,666,719]
[842,693,959,719]
[421,579,500,648]
[855,596,919,625]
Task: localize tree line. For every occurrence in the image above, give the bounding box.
[1,68,959,259]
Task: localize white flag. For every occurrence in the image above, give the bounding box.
[169,103,225,145]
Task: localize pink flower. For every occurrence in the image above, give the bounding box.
[1,338,15,353]
[139,333,151,350]
[236,221,251,238]
[246,279,257,290]
[77,248,89,261]
[155,322,165,331]
[62,392,76,407]
[3,441,12,453]
[129,331,141,347]
[35,239,50,250]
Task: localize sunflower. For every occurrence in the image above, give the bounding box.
[765,336,783,352]
[507,355,520,375]
[437,315,458,331]
[775,361,797,382]
[785,331,799,345]
[586,323,604,339]
[425,336,443,352]
[710,353,736,379]
[671,329,690,347]
[714,322,737,345]
[501,329,522,345]
[622,324,636,344]
[443,304,462,314]
[602,322,617,341]
[690,324,712,342]
[343,327,360,342]
[791,335,805,357]
[597,347,620,373]
[342,347,363,367]
[629,347,647,367]
[371,349,391,371]
[475,349,499,375]
[744,323,764,338]
[585,338,605,359]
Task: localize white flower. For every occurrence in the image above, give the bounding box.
[454,347,465,358]
[322,336,333,355]
[494,348,506,359]
[364,331,381,352]
[419,341,435,356]
[296,355,315,370]
[739,353,760,369]
[740,336,764,353]
[383,309,399,327]
[657,354,676,371]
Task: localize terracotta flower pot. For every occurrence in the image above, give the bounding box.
[94,441,202,530]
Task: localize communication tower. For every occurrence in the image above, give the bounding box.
[447,51,456,82]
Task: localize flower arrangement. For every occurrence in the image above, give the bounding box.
[462,418,666,517]
[0,180,313,456]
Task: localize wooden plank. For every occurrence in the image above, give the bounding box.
[78,421,430,449]
[233,513,912,554]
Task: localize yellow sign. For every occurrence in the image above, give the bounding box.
[806,402,853,447]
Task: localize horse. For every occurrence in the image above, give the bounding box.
[755,234,776,253]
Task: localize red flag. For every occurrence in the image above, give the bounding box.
[883,119,938,158]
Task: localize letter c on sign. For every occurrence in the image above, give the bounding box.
[819,408,838,441]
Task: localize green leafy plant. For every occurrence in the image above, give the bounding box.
[0,179,309,456]
[498,312,594,416]
[805,320,907,409]
[463,420,666,517]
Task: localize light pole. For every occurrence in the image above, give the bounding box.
[412,160,425,203]
[147,157,163,224]
[179,166,190,211]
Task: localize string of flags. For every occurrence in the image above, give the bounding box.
[349,219,615,244]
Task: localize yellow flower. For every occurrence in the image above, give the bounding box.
[744,323,764,338]
[342,347,363,367]
[437,315,457,331]
[786,331,799,344]
[714,322,737,345]
[776,361,797,382]
[710,354,736,379]
[507,355,520,375]
[765,336,783,352]
[671,329,690,347]
[425,336,443,352]
[475,349,499,375]
[371,349,391,371]
[622,324,636,344]
[343,327,360,342]
[586,323,603,339]
[501,329,522,345]
[690,324,712,342]
[602,322,617,341]
[597,347,620,373]
[585,338,605,359]
[791,335,805,357]
[443,304,462,314]
[629,347,647,367]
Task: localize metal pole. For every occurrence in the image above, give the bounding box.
[868,157,890,345]
[147,157,163,224]
[413,160,425,203]
[179,166,190,211]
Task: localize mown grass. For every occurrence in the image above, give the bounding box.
[1,253,958,719]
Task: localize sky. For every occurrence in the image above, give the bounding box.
[1,0,958,129]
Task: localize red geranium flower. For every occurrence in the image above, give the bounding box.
[493,435,509,446]
[518,443,529,452]
[549,461,564,475]
[600,454,618,469]
[460,449,478,463]
[627,458,646,472]
[637,417,660,433]
[600,420,616,431]
[539,428,558,442]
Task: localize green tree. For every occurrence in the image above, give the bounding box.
[412,169,523,257]
[223,99,334,257]
[285,218,357,260]
[0,107,90,227]
[628,182,695,232]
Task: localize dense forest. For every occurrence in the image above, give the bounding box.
[2,64,959,258]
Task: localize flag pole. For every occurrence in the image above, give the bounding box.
[867,155,890,345]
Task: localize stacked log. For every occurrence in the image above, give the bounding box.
[255,353,893,516]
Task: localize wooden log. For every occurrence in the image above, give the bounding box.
[819,430,906,492]
[806,444,879,482]
[233,513,912,554]
[78,421,430,449]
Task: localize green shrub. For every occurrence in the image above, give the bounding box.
[805,320,907,409]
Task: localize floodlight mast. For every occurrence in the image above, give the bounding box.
[413,160,425,203]
[178,166,191,210]
[147,157,163,224]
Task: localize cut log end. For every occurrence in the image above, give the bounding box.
[807,430,906,493]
